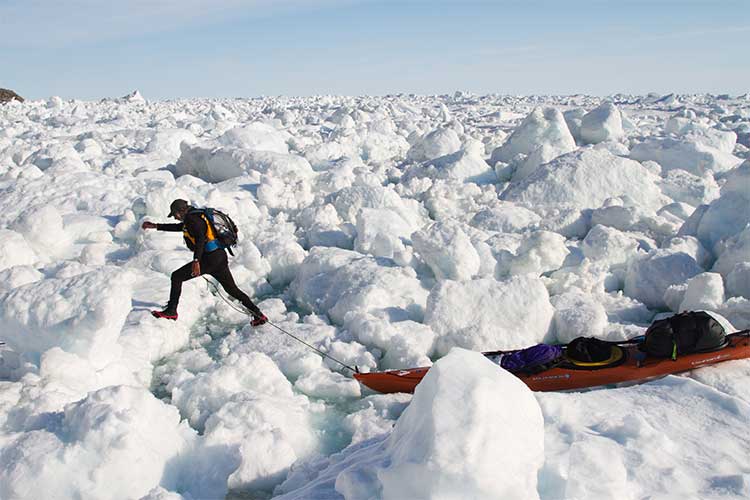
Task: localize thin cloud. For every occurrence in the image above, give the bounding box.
[0,0,356,48]
[474,45,540,57]
[638,25,750,41]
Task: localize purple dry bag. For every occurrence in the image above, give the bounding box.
[500,344,563,374]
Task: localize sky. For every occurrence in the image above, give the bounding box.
[1,0,748,100]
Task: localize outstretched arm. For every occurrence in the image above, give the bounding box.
[156,223,184,232]
[141,221,184,231]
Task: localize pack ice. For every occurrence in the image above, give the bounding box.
[0,91,748,499]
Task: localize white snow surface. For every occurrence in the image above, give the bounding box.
[1,93,749,499]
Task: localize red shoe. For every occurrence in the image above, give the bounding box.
[152,309,178,320]
[251,314,268,327]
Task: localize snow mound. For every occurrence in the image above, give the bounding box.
[217,122,290,154]
[552,289,609,342]
[681,161,750,251]
[0,265,44,293]
[359,119,412,164]
[333,184,427,227]
[411,221,480,281]
[630,137,742,176]
[678,272,725,311]
[582,224,640,268]
[501,148,668,212]
[504,230,570,277]
[563,108,586,141]
[726,262,750,300]
[171,352,296,430]
[255,234,306,287]
[303,141,351,170]
[354,207,416,263]
[343,313,435,369]
[490,106,575,164]
[490,107,576,181]
[174,143,314,183]
[373,348,543,500]
[713,227,750,296]
[257,174,315,212]
[294,369,361,400]
[145,129,197,159]
[580,102,625,144]
[533,205,592,239]
[660,236,710,270]
[422,180,497,223]
[202,391,317,493]
[426,276,554,354]
[0,229,38,270]
[290,247,428,327]
[406,127,461,162]
[121,90,146,102]
[0,386,196,500]
[11,204,72,260]
[658,169,720,207]
[664,119,738,153]
[0,268,134,367]
[590,203,681,242]
[469,204,541,233]
[624,250,703,309]
[299,205,353,249]
[408,139,496,184]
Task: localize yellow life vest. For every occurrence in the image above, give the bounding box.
[183,212,219,251]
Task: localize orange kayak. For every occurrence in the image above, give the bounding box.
[354,332,750,393]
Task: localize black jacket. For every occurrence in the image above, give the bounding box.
[157,208,211,261]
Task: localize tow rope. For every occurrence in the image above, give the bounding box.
[202,276,359,374]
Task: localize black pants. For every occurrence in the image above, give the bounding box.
[167,249,263,317]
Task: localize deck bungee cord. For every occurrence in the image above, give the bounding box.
[203,276,359,374]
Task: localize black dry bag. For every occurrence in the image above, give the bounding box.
[640,311,726,360]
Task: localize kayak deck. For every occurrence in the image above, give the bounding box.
[354,332,750,394]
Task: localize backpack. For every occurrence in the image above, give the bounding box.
[566,337,612,362]
[564,337,626,369]
[640,311,726,360]
[192,207,239,255]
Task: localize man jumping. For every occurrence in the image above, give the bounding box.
[141,199,267,326]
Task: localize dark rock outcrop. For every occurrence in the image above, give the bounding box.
[0,88,24,103]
